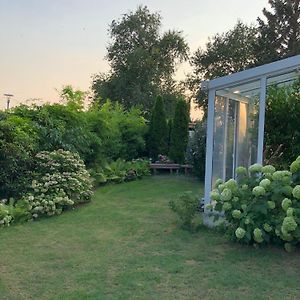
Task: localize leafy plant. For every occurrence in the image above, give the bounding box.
[169,191,200,230]
[92,158,150,186]
[186,120,206,179]
[208,157,300,251]
[147,96,169,160]
[21,149,93,219]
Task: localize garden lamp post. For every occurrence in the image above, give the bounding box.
[4,93,13,110]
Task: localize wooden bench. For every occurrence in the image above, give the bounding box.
[150,163,180,174]
[180,164,193,175]
[150,163,193,175]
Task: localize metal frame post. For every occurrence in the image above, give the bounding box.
[204,89,215,207]
[257,76,267,164]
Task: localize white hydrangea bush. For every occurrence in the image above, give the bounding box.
[208,156,300,252]
[23,149,93,219]
[0,202,13,227]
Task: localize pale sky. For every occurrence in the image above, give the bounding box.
[0,0,266,110]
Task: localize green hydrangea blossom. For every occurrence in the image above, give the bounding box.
[241,184,249,191]
[235,227,246,239]
[232,209,242,219]
[214,178,223,188]
[249,163,263,173]
[218,184,226,192]
[233,197,239,203]
[272,171,291,182]
[252,186,266,197]
[253,228,264,243]
[287,207,294,217]
[292,185,300,199]
[261,165,276,174]
[282,185,293,196]
[267,201,276,209]
[222,202,232,211]
[245,217,251,225]
[282,216,297,232]
[275,229,281,236]
[263,223,272,233]
[284,243,295,252]
[241,204,247,211]
[210,190,220,201]
[236,166,247,175]
[220,188,232,201]
[281,198,292,211]
[290,159,300,173]
[225,179,238,191]
[281,228,293,241]
[259,178,271,189]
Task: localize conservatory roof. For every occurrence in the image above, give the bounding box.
[201,54,300,91]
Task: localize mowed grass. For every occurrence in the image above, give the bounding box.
[1,176,300,300]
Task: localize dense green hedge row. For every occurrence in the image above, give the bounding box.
[0,149,93,227]
[0,100,147,199]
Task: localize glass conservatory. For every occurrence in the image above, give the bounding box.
[202,55,300,212]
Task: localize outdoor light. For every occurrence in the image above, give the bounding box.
[4,93,13,110]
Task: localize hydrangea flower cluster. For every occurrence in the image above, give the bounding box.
[235,227,246,239]
[236,167,247,175]
[220,188,232,201]
[209,158,300,251]
[0,203,13,227]
[292,185,300,199]
[281,198,292,211]
[259,179,271,189]
[290,156,300,173]
[261,165,276,174]
[21,149,93,221]
[232,209,242,219]
[249,163,263,173]
[252,186,266,197]
[253,228,263,243]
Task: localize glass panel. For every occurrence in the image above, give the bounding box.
[212,96,226,185]
[212,80,260,184]
[236,102,249,167]
[225,99,237,180]
[267,70,299,87]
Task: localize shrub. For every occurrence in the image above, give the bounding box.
[147,96,169,160]
[169,99,189,164]
[0,113,38,198]
[186,120,206,179]
[23,149,93,219]
[208,156,300,251]
[169,191,200,230]
[264,77,300,169]
[92,158,150,185]
[0,202,13,227]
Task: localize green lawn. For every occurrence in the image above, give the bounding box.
[1,176,300,300]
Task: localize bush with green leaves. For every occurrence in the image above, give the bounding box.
[208,156,300,251]
[169,99,189,164]
[0,202,13,227]
[186,120,206,179]
[0,113,38,198]
[91,158,150,185]
[22,149,93,219]
[169,191,200,230]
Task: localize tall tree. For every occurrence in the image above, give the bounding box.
[255,0,300,65]
[92,6,189,113]
[147,96,168,160]
[188,21,257,114]
[169,99,189,164]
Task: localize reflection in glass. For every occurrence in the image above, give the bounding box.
[212,80,260,184]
